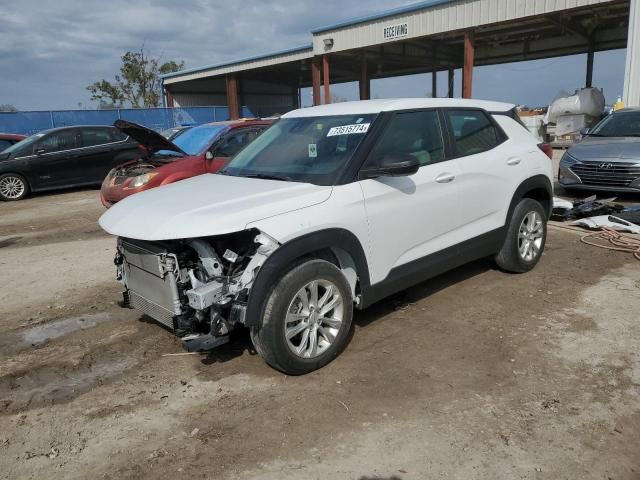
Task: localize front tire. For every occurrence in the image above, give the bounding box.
[495,198,547,273]
[0,173,29,201]
[250,259,353,375]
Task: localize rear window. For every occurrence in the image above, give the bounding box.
[445,110,502,157]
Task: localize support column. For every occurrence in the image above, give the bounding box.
[225,75,240,120]
[432,72,438,98]
[463,32,475,99]
[323,55,331,104]
[359,56,370,100]
[586,46,594,88]
[165,87,174,108]
[291,84,300,109]
[431,44,438,98]
[623,0,640,107]
[448,68,455,98]
[312,58,322,106]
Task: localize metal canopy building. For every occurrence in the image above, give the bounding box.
[161,0,639,118]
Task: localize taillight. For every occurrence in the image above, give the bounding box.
[538,143,553,159]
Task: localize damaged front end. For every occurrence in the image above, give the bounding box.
[114,230,279,351]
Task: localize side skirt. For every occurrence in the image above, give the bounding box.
[361,227,505,308]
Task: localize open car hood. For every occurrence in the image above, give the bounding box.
[99,174,333,240]
[114,120,187,156]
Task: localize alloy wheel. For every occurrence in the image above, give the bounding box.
[0,176,25,200]
[518,211,544,262]
[284,279,344,359]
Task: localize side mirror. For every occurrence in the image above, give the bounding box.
[579,128,590,136]
[34,147,46,155]
[360,153,420,179]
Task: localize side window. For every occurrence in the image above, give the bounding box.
[446,110,501,157]
[37,130,79,153]
[0,140,11,151]
[365,110,444,168]
[81,127,117,148]
[216,128,260,158]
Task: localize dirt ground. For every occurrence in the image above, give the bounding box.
[1,178,639,480]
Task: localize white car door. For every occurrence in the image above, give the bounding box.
[441,109,530,238]
[358,110,463,285]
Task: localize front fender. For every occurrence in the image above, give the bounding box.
[244,228,370,327]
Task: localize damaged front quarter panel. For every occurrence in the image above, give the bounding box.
[115,229,280,349]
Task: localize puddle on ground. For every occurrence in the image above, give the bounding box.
[0,355,137,413]
[21,313,111,346]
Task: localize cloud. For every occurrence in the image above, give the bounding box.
[0,0,626,110]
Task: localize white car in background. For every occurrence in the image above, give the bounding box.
[100,98,554,375]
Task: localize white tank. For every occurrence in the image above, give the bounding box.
[546,88,605,124]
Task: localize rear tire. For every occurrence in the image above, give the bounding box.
[495,198,547,273]
[250,259,353,375]
[0,173,29,201]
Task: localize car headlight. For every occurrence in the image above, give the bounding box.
[560,152,580,166]
[128,172,158,189]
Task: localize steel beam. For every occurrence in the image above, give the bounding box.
[463,32,474,99]
[360,56,370,100]
[165,87,175,108]
[323,55,331,104]
[586,46,595,88]
[312,58,322,106]
[448,68,455,98]
[225,75,240,120]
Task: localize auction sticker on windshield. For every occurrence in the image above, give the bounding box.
[327,123,370,137]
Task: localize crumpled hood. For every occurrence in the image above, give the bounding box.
[570,137,640,162]
[99,174,332,240]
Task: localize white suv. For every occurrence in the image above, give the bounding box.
[100,98,553,375]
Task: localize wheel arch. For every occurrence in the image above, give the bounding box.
[245,228,370,328]
[507,175,553,223]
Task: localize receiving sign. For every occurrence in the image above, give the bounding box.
[327,123,371,137]
[383,23,409,41]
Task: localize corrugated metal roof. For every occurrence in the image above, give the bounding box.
[312,0,456,33]
[160,44,313,80]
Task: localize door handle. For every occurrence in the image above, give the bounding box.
[435,173,456,184]
[507,157,521,166]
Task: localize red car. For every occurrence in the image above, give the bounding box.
[0,133,27,152]
[100,119,272,207]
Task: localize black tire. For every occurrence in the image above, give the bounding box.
[250,259,353,375]
[495,198,547,273]
[0,173,29,201]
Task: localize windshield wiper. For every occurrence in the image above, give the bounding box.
[243,173,293,182]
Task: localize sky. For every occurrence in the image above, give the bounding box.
[1,0,629,111]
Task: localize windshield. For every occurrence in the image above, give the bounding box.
[2,132,45,156]
[222,114,377,185]
[158,125,224,156]
[590,111,640,137]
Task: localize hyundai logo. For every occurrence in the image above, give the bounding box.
[598,163,615,169]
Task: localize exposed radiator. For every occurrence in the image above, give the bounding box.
[129,291,176,330]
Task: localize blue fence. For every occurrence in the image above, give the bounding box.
[0,106,254,136]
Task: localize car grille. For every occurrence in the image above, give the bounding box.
[570,160,640,187]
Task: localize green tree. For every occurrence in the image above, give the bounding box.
[87,47,184,108]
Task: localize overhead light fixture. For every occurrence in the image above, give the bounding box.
[323,38,334,48]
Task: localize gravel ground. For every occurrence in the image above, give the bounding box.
[0,183,639,480]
